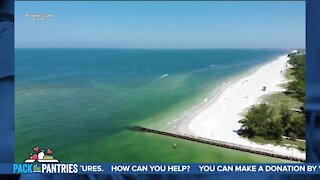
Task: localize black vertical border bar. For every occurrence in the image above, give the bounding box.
[0,0,14,163]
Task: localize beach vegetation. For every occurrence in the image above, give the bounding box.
[239,52,306,149]
[239,103,283,140]
[285,68,295,80]
[286,54,305,102]
[250,136,305,152]
[239,104,305,141]
[264,92,303,111]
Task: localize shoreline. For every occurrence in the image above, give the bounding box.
[165,60,267,134]
[167,53,306,160]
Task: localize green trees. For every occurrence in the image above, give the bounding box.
[286,54,305,102]
[239,53,305,142]
[239,104,283,140]
[239,104,305,141]
[285,114,305,140]
[287,80,305,102]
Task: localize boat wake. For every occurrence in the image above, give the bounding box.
[157,74,169,80]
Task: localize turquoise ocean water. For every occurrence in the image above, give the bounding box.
[15,49,288,162]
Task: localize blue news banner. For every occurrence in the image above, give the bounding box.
[1,164,320,174]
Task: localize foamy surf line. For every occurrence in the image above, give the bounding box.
[172,53,305,160]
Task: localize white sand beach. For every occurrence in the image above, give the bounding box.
[173,54,306,160]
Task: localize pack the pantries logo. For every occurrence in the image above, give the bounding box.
[24,146,59,163]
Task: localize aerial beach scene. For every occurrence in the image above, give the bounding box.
[15,1,305,163]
